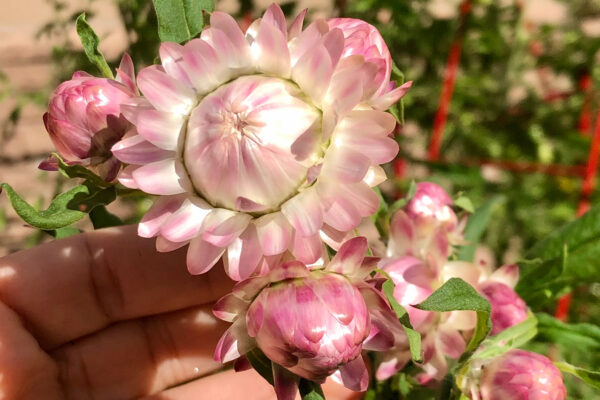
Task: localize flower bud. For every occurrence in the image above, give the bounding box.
[326,17,411,108]
[213,237,406,396]
[41,55,136,181]
[406,182,455,227]
[479,281,528,335]
[480,349,567,400]
[247,270,369,381]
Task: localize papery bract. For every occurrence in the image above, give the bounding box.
[480,349,567,400]
[213,237,406,399]
[41,54,136,181]
[480,281,528,335]
[112,4,410,280]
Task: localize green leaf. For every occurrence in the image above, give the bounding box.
[377,269,422,362]
[475,314,538,359]
[299,379,325,400]
[152,0,215,43]
[89,205,123,229]
[76,14,113,79]
[535,312,600,351]
[454,195,475,213]
[415,278,491,365]
[68,184,117,213]
[246,348,274,386]
[554,361,600,390]
[517,203,600,301]
[457,195,506,262]
[1,183,87,229]
[51,227,81,239]
[54,153,110,188]
[390,61,406,125]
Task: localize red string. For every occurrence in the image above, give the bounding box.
[427,1,471,161]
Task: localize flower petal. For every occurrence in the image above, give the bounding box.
[288,9,307,40]
[371,80,413,110]
[255,212,293,256]
[289,20,328,65]
[292,44,333,104]
[281,187,323,237]
[138,194,186,238]
[214,318,253,363]
[135,109,185,150]
[213,293,248,322]
[489,264,520,288]
[322,147,371,183]
[338,356,369,392]
[262,3,287,35]
[137,65,196,114]
[111,135,174,165]
[254,18,291,77]
[208,12,252,69]
[225,225,263,281]
[160,198,212,242]
[327,237,367,275]
[181,39,224,93]
[159,42,192,87]
[132,159,191,195]
[155,236,189,252]
[186,237,225,275]
[117,164,139,188]
[202,209,252,247]
[291,232,323,265]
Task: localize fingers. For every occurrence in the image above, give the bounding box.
[143,369,362,400]
[0,302,64,400]
[0,225,234,349]
[51,304,229,400]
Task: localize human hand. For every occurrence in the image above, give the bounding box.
[0,225,360,400]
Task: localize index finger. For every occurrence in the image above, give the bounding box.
[0,225,234,350]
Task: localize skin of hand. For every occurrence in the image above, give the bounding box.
[0,225,361,400]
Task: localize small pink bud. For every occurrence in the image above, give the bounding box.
[406,182,455,225]
[479,282,528,335]
[247,270,370,383]
[326,18,392,100]
[42,65,134,181]
[481,349,567,400]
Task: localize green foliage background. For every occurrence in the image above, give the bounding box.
[2,0,600,398]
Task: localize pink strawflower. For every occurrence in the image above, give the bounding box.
[480,349,567,400]
[40,54,136,181]
[112,4,411,280]
[480,281,528,336]
[387,182,464,269]
[326,18,410,107]
[213,237,406,399]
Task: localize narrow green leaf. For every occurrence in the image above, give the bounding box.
[246,348,274,385]
[535,312,600,351]
[389,180,417,215]
[415,278,491,364]
[377,270,422,362]
[299,379,325,400]
[457,195,506,261]
[76,14,113,78]
[1,183,87,229]
[152,0,215,43]
[54,153,110,188]
[554,361,600,390]
[475,314,538,359]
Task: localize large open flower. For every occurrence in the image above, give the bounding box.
[112,4,410,280]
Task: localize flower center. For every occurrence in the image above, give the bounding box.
[183,75,322,213]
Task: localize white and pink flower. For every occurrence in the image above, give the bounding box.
[41,54,137,181]
[212,237,406,399]
[111,4,411,280]
[479,349,567,400]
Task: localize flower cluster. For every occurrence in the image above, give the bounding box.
[39,4,568,400]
